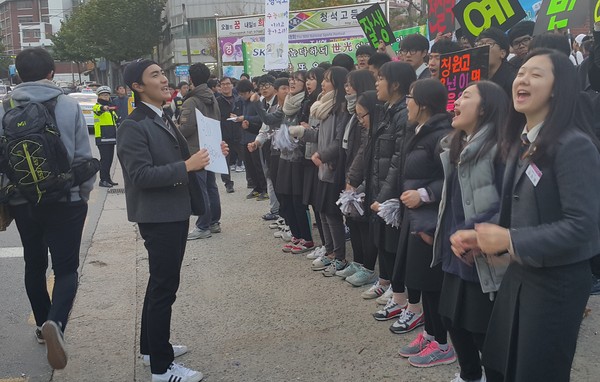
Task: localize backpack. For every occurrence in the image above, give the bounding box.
[1,97,76,204]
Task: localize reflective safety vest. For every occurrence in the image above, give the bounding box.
[93,103,118,145]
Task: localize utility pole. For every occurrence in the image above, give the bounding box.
[182,3,192,65]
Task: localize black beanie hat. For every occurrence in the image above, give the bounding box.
[477,27,510,54]
[508,21,535,45]
[123,59,158,103]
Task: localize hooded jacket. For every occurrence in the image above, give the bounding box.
[0,79,95,203]
[179,83,221,154]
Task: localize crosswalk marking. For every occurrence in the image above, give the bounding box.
[0,247,24,258]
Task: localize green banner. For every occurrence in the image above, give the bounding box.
[242,25,427,77]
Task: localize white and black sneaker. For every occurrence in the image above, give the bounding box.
[142,345,188,366]
[35,327,45,344]
[152,362,203,382]
[41,320,67,370]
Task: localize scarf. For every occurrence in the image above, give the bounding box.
[310,91,335,121]
[282,91,305,116]
[346,94,357,114]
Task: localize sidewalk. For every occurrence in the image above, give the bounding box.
[52,165,600,382]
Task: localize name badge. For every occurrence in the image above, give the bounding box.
[526,163,542,187]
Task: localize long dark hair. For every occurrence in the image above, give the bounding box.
[291,70,307,95]
[518,49,599,162]
[325,66,349,115]
[347,69,375,96]
[306,67,325,102]
[357,90,381,130]
[410,78,448,117]
[378,61,416,100]
[449,81,510,165]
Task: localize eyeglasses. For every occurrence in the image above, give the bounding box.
[400,49,420,55]
[512,36,532,48]
[259,84,273,90]
[475,41,498,49]
[357,112,369,120]
[289,78,305,83]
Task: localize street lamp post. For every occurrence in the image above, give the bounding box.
[182,3,192,65]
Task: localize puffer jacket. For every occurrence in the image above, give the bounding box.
[363,100,410,206]
[401,113,452,236]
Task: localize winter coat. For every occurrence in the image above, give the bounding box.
[216,94,243,143]
[179,84,221,154]
[402,113,452,236]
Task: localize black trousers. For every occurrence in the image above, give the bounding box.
[138,220,188,374]
[445,323,503,382]
[221,141,244,188]
[421,290,447,344]
[591,254,600,276]
[244,145,266,193]
[279,194,312,242]
[97,144,115,182]
[347,218,377,267]
[10,201,88,331]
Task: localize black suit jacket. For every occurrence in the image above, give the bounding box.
[117,103,203,223]
[499,129,600,268]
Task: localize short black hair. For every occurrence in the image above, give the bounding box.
[356,45,376,58]
[529,33,571,57]
[318,62,332,70]
[168,83,176,89]
[258,75,276,86]
[240,73,250,80]
[400,34,429,52]
[220,76,233,84]
[332,53,355,72]
[207,78,220,89]
[116,85,126,91]
[236,79,254,93]
[15,47,55,82]
[189,63,211,86]
[176,81,188,89]
[431,39,462,55]
[274,78,289,90]
[367,52,392,69]
[378,61,416,97]
[276,71,290,79]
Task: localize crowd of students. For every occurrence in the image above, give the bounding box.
[195,23,600,382]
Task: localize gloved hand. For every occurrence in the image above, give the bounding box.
[288,125,305,138]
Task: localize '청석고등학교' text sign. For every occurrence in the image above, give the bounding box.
[439,46,490,112]
[357,3,395,48]
[428,0,456,39]
[533,0,590,35]
[453,0,527,38]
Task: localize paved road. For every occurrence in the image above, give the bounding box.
[2,155,599,382]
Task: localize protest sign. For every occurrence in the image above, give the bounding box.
[453,0,527,38]
[428,0,456,39]
[439,46,490,112]
[195,109,228,174]
[264,0,289,70]
[533,0,589,34]
[357,3,395,48]
[595,0,600,22]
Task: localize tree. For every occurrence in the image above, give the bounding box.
[290,0,358,11]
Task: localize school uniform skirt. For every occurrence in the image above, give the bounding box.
[400,221,444,292]
[275,158,303,196]
[481,260,591,382]
[301,159,319,206]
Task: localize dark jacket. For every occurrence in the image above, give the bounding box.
[117,103,203,223]
[490,61,517,99]
[112,95,129,122]
[346,124,368,188]
[402,113,452,236]
[179,84,221,154]
[216,94,242,143]
[240,97,263,145]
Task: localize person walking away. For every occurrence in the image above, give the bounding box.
[93,86,119,187]
[0,47,97,370]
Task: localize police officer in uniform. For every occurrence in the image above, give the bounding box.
[93,85,118,187]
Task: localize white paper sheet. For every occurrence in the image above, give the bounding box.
[195,108,228,174]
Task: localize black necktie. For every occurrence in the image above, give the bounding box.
[520,133,531,160]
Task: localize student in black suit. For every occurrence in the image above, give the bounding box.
[117,59,227,382]
[459,49,600,381]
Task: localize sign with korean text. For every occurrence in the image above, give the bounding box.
[265,0,289,70]
[439,46,490,112]
[357,3,395,48]
[428,0,456,39]
[241,25,428,77]
[217,3,381,38]
[595,0,600,22]
[175,65,189,77]
[453,0,527,38]
[533,0,590,35]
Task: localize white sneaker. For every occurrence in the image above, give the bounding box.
[306,246,326,260]
[281,230,293,242]
[273,226,289,238]
[361,281,388,299]
[375,285,393,304]
[152,362,203,382]
[142,345,188,366]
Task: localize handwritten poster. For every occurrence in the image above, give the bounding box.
[195,109,228,174]
[453,0,527,38]
[265,0,289,70]
[428,0,456,39]
[357,3,395,48]
[439,46,490,112]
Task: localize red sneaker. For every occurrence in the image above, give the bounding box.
[282,237,300,252]
[290,239,315,254]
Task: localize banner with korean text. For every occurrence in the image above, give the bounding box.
[428,0,456,39]
[453,0,527,38]
[533,0,590,35]
[439,46,490,111]
[265,0,289,70]
[357,3,395,48]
